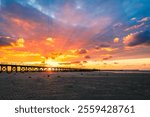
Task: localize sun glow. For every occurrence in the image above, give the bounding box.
[45,58,59,67]
[0,1,150,70]
[46,37,53,43]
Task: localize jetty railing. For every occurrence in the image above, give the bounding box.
[0,64,97,73]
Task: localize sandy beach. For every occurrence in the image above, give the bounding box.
[0,71,150,100]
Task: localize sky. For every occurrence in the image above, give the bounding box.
[0,0,150,69]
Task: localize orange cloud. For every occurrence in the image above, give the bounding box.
[0,49,44,63]
[11,37,25,48]
[101,47,118,52]
[46,37,54,43]
[123,31,150,46]
[11,18,34,30]
[113,37,119,43]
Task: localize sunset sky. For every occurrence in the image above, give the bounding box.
[0,0,150,69]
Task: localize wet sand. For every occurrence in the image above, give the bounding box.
[0,71,150,100]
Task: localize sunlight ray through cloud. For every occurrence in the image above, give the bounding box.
[0,0,150,69]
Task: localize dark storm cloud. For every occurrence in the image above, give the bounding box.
[0,38,10,46]
[84,55,91,59]
[94,44,111,50]
[124,31,150,46]
[0,36,15,46]
[100,44,111,48]
[76,49,87,54]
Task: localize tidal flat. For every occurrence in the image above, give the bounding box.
[0,71,150,100]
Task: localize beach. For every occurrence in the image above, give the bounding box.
[0,71,150,100]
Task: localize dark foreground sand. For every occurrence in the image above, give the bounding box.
[0,71,150,100]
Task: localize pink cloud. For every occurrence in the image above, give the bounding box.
[138,17,150,23]
[124,23,144,31]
